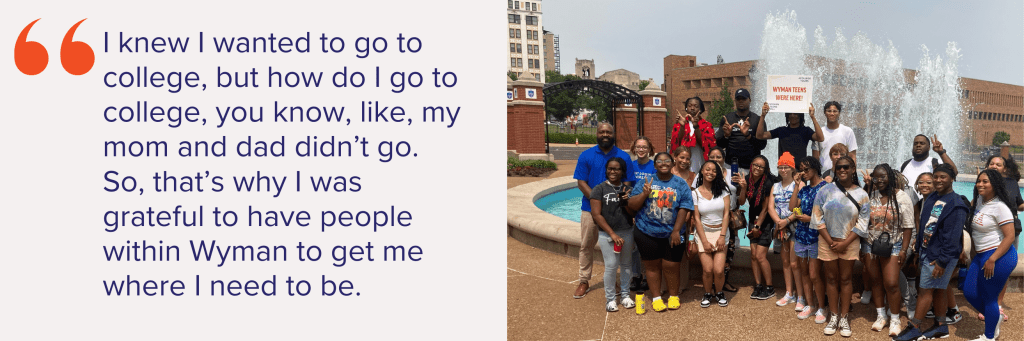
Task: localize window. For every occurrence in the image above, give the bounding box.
[532,2,537,11]
[509,28,515,38]
[515,1,519,9]
[525,30,531,40]
[508,14,520,23]
[517,58,522,67]
[511,58,516,67]
[524,2,529,10]
[510,43,515,53]
[516,44,522,53]
[528,59,534,68]
[508,0,512,9]
[526,16,538,26]
[516,29,521,38]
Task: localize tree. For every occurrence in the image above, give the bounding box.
[545,70,562,83]
[993,131,1011,146]
[507,71,518,81]
[638,80,650,91]
[543,72,587,122]
[707,81,734,127]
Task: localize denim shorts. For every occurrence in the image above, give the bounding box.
[919,254,957,289]
[794,240,818,259]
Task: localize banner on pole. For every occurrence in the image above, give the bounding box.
[767,75,813,113]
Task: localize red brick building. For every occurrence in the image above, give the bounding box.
[663,55,1024,146]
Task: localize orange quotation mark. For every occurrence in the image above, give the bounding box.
[15,18,94,76]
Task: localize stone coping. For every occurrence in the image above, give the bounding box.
[508,175,1024,284]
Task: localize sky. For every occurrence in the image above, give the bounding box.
[541,0,1023,87]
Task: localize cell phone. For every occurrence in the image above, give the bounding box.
[731,158,739,187]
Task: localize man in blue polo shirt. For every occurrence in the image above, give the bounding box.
[573,122,636,298]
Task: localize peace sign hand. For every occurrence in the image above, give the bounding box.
[642,177,653,195]
[932,134,946,154]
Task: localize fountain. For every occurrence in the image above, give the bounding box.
[751,10,966,169]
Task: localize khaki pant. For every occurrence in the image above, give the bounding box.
[579,211,599,284]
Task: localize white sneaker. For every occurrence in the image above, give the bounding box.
[860,291,872,304]
[815,309,828,324]
[620,296,635,309]
[795,297,807,312]
[824,313,839,335]
[606,300,618,312]
[889,316,902,337]
[968,335,995,341]
[995,314,1003,339]
[839,316,852,337]
[871,314,887,331]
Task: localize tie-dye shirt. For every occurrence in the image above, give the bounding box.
[794,181,828,245]
[811,182,870,240]
[631,175,695,238]
[773,181,797,233]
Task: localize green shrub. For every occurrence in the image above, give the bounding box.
[547,132,596,144]
[507,157,557,170]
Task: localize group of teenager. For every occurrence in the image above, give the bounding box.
[572,88,1023,340]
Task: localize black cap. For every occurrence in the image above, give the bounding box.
[735,88,750,99]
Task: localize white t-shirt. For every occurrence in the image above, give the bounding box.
[695,188,729,226]
[971,197,1015,252]
[901,156,943,204]
[811,124,858,172]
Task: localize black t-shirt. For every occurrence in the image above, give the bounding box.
[1002,176,1023,236]
[770,126,814,161]
[746,177,776,230]
[714,111,767,168]
[589,181,634,231]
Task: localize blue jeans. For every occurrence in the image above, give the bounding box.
[598,229,634,301]
[964,246,1017,338]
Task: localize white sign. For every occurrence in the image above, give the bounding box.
[653,97,662,106]
[526,88,537,99]
[767,75,813,113]
[506,91,513,100]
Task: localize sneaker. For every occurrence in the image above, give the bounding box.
[760,286,777,300]
[893,325,923,341]
[606,300,619,312]
[889,316,902,337]
[871,314,888,331]
[797,306,814,320]
[945,308,962,325]
[700,293,712,308]
[815,309,828,324]
[795,297,807,312]
[967,335,995,341]
[776,293,795,306]
[716,292,729,307]
[926,308,936,319]
[667,296,680,310]
[839,316,852,337]
[823,313,839,335]
[994,313,1004,339]
[638,277,649,292]
[652,297,667,312]
[921,323,949,339]
[860,290,872,305]
[621,296,635,309]
[750,284,763,299]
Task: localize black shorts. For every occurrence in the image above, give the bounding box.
[634,229,685,262]
[751,223,774,247]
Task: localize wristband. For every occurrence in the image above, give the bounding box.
[937,149,946,155]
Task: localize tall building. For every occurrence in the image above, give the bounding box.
[507,0,544,82]
[575,58,595,80]
[543,30,559,73]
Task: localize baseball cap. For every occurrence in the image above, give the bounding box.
[735,88,750,99]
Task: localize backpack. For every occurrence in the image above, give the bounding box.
[960,195,975,235]
[900,157,940,173]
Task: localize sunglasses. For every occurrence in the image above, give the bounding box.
[835,165,852,171]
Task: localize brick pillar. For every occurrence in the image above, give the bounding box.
[1001,141,1011,159]
[613,102,637,151]
[509,80,546,154]
[507,77,514,151]
[639,87,669,154]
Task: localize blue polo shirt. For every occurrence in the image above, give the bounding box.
[574,145,636,212]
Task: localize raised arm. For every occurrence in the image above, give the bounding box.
[756,102,772,140]
[809,104,824,142]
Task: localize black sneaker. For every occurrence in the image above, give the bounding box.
[638,277,649,292]
[700,293,712,308]
[750,284,763,299]
[925,308,935,318]
[945,308,962,325]
[759,286,776,300]
[629,276,642,292]
[716,292,729,307]
[920,323,949,339]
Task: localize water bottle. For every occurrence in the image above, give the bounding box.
[730,157,739,187]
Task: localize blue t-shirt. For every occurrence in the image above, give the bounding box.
[794,181,828,245]
[630,175,694,238]
[573,146,636,211]
[632,159,656,185]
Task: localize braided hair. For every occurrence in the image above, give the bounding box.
[746,155,778,208]
[866,163,902,231]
